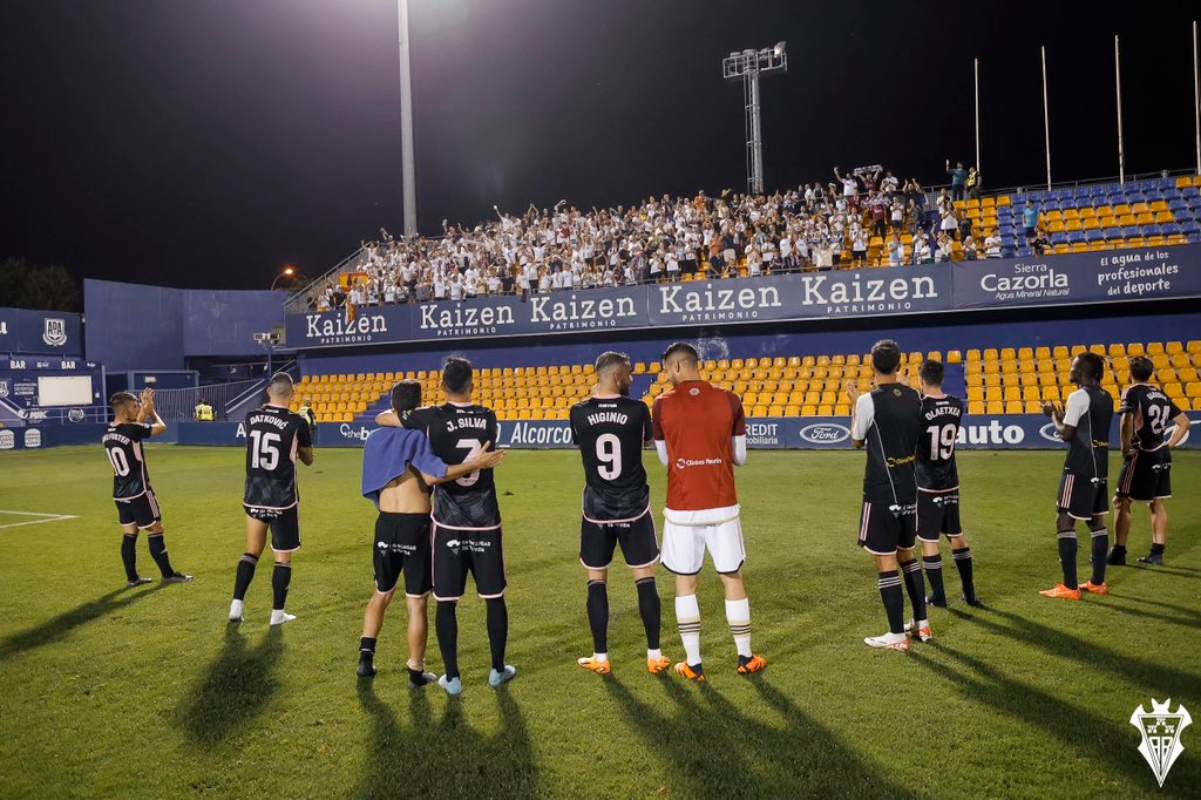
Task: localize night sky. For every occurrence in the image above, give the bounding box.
[1,1,1198,292]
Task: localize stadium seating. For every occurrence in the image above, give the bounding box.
[294,340,1200,423]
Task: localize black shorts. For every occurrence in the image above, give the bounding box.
[1115,449,1171,503]
[917,490,962,542]
[858,493,917,555]
[580,510,659,570]
[115,489,162,530]
[1057,472,1108,521]
[432,523,506,601]
[373,512,432,596]
[244,505,302,552]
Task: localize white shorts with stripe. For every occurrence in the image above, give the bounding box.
[660,505,745,576]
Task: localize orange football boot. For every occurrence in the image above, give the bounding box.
[674,662,706,682]
[737,655,768,675]
[1080,581,1109,596]
[576,657,612,675]
[647,656,672,675]
[1039,584,1082,601]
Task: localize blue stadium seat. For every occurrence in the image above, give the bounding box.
[1102,227,1122,240]
[1085,230,1104,242]
[1050,232,1068,245]
[1067,231,1085,244]
[1181,220,1201,235]
[1140,225,1161,237]
[1120,226,1141,239]
[1001,247,1016,259]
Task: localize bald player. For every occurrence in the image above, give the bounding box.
[652,342,767,682]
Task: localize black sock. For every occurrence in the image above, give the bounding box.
[121,534,139,581]
[586,580,609,654]
[359,636,376,663]
[1090,527,1108,584]
[1111,544,1127,555]
[147,533,175,578]
[233,553,258,601]
[636,577,661,650]
[1057,532,1078,589]
[1150,543,1165,555]
[486,597,508,672]
[272,562,292,610]
[408,666,434,686]
[952,547,976,600]
[877,571,904,635]
[436,601,459,680]
[901,560,927,622]
[923,555,946,604]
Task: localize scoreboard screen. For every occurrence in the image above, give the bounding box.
[37,375,94,407]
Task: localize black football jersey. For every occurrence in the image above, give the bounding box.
[1119,384,1182,452]
[102,421,154,499]
[569,396,653,521]
[1061,385,1113,479]
[243,404,312,510]
[406,403,501,528]
[916,395,964,491]
[854,384,922,502]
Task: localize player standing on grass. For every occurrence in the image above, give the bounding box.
[1109,356,1191,567]
[570,352,670,677]
[1040,352,1114,601]
[914,360,981,608]
[653,342,767,682]
[359,380,505,683]
[103,389,192,587]
[379,357,515,696]
[229,373,313,626]
[847,340,928,652]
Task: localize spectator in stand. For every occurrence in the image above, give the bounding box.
[834,167,859,207]
[888,234,905,267]
[1023,203,1040,243]
[871,195,888,238]
[985,229,1003,258]
[1032,227,1051,256]
[880,170,899,196]
[939,205,960,242]
[912,233,932,265]
[852,228,869,267]
[890,197,905,233]
[962,235,978,261]
[966,166,981,199]
[946,160,968,201]
[935,233,953,263]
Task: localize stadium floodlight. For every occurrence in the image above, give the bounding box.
[722,43,788,195]
[270,265,297,291]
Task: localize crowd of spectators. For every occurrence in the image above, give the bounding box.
[311,163,992,311]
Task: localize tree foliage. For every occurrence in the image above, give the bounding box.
[0,259,81,312]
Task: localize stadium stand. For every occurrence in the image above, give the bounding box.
[290,173,1201,314]
[294,340,1201,423]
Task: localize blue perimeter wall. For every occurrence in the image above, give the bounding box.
[84,279,285,371]
[298,311,1199,376]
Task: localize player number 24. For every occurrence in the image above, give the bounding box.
[249,430,282,471]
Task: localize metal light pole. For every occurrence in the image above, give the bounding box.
[1115,35,1125,185]
[398,0,417,236]
[1041,46,1052,190]
[270,266,296,291]
[973,58,981,175]
[723,42,788,195]
[1194,20,1200,176]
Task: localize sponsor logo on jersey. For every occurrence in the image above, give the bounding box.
[24,428,42,448]
[798,423,850,444]
[42,318,68,347]
[1130,699,1191,787]
[674,456,723,470]
[0,430,13,449]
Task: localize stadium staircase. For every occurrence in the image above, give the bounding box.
[296,340,1201,425]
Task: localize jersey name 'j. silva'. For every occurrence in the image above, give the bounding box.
[444,416,488,433]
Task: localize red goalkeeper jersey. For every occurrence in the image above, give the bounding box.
[652,380,746,512]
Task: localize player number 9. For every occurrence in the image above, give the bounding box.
[596,433,622,480]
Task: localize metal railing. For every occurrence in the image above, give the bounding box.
[151,379,263,422]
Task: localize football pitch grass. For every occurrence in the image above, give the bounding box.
[1,446,1198,799]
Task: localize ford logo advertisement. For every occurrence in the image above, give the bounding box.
[1038,422,1062,443]
[798,423,851,445]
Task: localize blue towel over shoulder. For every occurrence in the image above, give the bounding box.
[361,427,449,507]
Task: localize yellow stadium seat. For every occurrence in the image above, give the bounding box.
[968,401,985,415]
[801,405,817,417]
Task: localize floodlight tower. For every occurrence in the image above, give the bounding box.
[398,0,417,237]
[722,42,787,196]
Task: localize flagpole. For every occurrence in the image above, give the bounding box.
[974,57,981,175]
[1115,35,1125,185]
[1041,46,1052,190]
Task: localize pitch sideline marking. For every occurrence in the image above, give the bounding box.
[0,510,80,530]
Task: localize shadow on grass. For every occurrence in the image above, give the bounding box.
[353,682,536,800]
[0,584,166,661]
[604,676,917,799]
[912,641,1201,795]
[951,607,1201,702]
[1082,597,1201,630]
[176,626,285,747]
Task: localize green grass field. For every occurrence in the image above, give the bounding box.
[1,445,1198,799]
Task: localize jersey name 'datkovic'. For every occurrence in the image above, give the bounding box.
[406,404,501,529]
[916,395,963,491]
[570,396,652,521]
[243,405,311,511]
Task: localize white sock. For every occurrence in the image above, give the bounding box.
[647,648,663,662]
[229,599,244,618]
[592,652,608,663]
[675,595,701,665]
[725,598,752,658]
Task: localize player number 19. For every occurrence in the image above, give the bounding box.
[596,433,622,480]
[928,424,956,461]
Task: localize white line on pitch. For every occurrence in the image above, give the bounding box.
[0,511,79,530]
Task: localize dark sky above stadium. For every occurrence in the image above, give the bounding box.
[1,1,1198,292]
